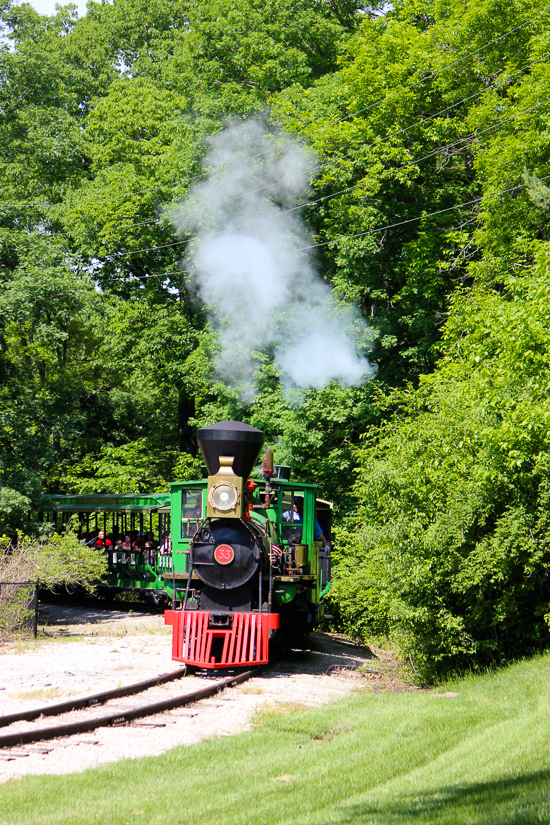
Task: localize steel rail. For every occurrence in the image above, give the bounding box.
[0,670,256,750]
[0,668,188,728]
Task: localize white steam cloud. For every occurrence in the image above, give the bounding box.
[172,119,376,400]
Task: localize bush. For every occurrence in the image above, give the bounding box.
[0,487,31,535]
[332,248,550,681]
[0,518,107,638]
[0,580,37,637]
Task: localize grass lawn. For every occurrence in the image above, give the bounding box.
[1,653,550,824]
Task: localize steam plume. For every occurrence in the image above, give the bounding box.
[172,119,376,400]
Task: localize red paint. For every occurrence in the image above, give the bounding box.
[243,477,257,520]
[214,544,235,565]
[164,610,280,668]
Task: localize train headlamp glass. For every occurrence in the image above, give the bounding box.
[209,481,240,513]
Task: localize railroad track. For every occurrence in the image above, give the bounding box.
[0,667,256,751]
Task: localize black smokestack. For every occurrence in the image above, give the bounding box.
[197,421,265,479]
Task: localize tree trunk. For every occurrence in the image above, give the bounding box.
[178,392,196,455]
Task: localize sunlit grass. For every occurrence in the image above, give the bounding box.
[8,687,61,702]
[250,700,309,726]
[1,654,550,823]
[238,685,265,694]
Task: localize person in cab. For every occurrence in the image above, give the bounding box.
[282,497,329,546]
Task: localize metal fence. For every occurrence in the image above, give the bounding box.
[0,579,39,638]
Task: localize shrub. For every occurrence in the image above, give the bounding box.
[0,518,107,638]
[332,248,550,681]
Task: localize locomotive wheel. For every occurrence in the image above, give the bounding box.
[145,591,167,608]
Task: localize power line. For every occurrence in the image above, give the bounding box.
[3,46,547,258]
[124,173,550,282]
[163,2,550,187]
[1,6,548,213]
[303,94,550,208]
[184,2,550,175]
[178,53,548,215]
[295,177,550,253]
[48,51,548,250]
[110,93,550,260]
[302,3,550,132]
[5,78,548,269]
[16,48,548,250]
[279,53,549,190]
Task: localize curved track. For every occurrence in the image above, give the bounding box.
[0,669,256,750]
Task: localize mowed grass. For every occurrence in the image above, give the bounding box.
[2,654,550,825]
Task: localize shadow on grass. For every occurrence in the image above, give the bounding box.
[334,769,550,824]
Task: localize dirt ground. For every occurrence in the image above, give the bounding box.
[0,601,413,783]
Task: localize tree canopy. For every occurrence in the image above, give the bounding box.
[2,0,550,675]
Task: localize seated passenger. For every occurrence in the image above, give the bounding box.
[94,530,112,549]
[158,533,171,554]
[144,541,154,565]
[146,531,159,549]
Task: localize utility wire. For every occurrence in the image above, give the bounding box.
[300,3,550,132]
[6,75,549,268]
[295,179,548,252]
[301,94,550,208]
[156,2,550,185]
[4,48,547,253]
[48,51,549,248]
[35,52,550,245]
[114,172,550,282]
[1,6,548,212]
[110,93,550,260]
[213,52,549,208]
[14,48,548,250]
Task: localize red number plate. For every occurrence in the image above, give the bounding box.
[214,544,235,565]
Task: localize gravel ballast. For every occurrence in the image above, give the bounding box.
[0,602,386,783]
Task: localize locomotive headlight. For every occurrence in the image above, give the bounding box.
[209,481,240,513]
[206,455,244,519]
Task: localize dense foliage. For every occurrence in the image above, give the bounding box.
[2,0,550,674]
[324,0,550,678]
[0,0,376,517]
[332,247,550,678]
[0,518,107,636]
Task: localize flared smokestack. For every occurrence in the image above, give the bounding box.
[197,421,265,479]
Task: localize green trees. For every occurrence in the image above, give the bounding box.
[318,0,550,677]
[272,0,550,382]
[0,235,100,496]
[3,0,550,675]
[0,0,363,507]
[332,247,550,679]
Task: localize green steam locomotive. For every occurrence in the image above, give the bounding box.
[47,421,332,668]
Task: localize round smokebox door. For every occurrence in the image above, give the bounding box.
[191,522,259,590]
